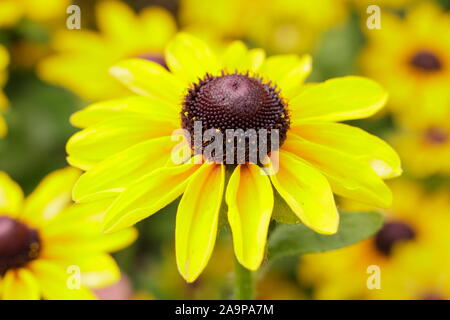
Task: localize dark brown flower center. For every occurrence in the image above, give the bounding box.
[410,50,442,72]
[181,72,289,164]
[374,221,415,256]
[424,126,448,145]
[0,215,41,275]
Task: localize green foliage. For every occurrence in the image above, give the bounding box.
[267,211,384,261]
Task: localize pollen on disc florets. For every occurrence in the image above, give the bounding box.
[0,216,41,275]
[181,71,290,164]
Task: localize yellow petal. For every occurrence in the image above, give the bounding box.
[110,59,184,105]
[290,76,388,123]
[22,167,80,226]
[38,54,127,102]
[283,134,392,208]
[96,0,140,45]
[79,254,120,289]
[73,136,176,203]
[269,150,338,235]
[67,115,174,170]
[292,122,402,179]
[222,41,265,73]
[176,163,224,282]
[226,164,274,270]
[165,33,220,84]
[0,171,24,217]
[102,162,200,233]
[29,260,96,300]
[70,96,179,129]
[140,7,177,49]
[44,254,121,290]
[42,224,137,256]
[41,198,113,237]
[2,269,40,300]
[50,29,108,56]
[260,54,312,99]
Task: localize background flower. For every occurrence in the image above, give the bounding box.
[0,168,136,299]
[38,0,177,101]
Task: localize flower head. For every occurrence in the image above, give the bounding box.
[391,113,450,177]
[67,33,400,282]
[0,168,136,299]
[300,180,450,299]
[360,3,450,122]
[38,0,177,101]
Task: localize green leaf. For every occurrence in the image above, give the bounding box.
[267,211,384,261]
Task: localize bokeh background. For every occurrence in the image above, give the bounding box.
[1,0,450,299]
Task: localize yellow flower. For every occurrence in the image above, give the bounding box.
[179,0,347,54]
[390,109,450,177]
[67,33,400,282]
[0,168,137,300]
[300,179,450,299]
[38,0,177,102]
[0,0,68,28]
[0,45,9,138]
[360,2,450,121]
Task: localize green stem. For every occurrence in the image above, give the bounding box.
[234,257,255,300]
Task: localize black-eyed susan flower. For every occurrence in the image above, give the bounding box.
[180,0,347,54]
[0,168,136,299]
[391,110,450,177]
[300,179,450,299]
[38,0,177,101]
[360,2,450,120]
[67,33,401,282]
[0,45,9,138]
[0,0,68,28]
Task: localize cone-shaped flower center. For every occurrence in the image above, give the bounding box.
[0,216,41,275]
[374,221,415,256]
[410,50,442,72]
[182,72,289,163]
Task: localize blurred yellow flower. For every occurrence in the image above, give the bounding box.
[0,0,68,28]
[390,110,450,177]
[38,0,177,101]
[179,0,347,54]
[299,179,450,299]
[0,45,9,138]
[360,2,450,121]
[66,33,400,282]
[0,168,137,300]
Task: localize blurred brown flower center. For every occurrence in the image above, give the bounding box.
[374,221,415,256]
[0,216,41,275]
[410,50,442,72]
[424,126,448,145]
